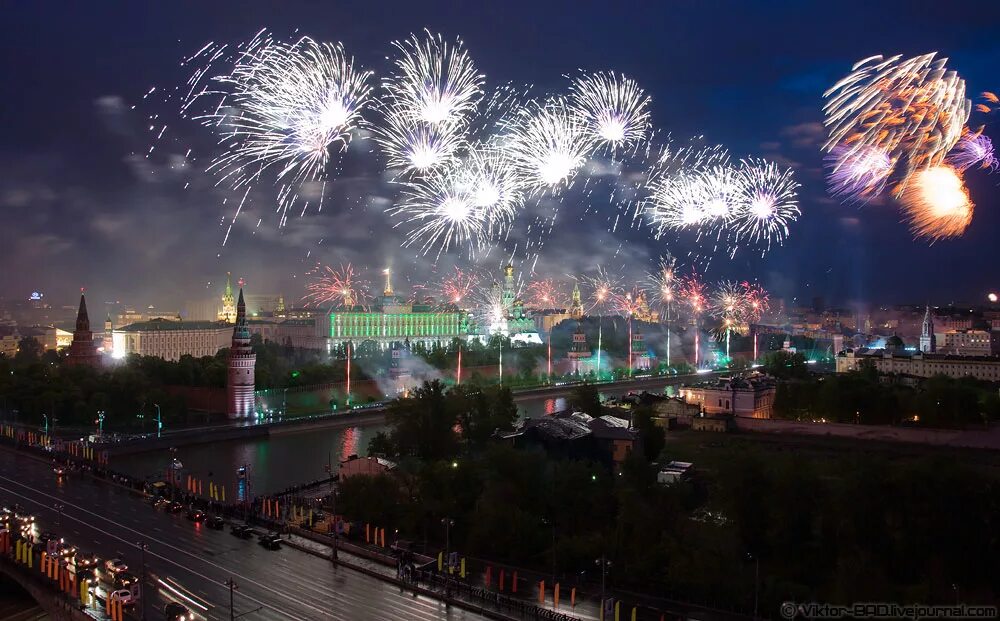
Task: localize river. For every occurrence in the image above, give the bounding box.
[116,377,692,495]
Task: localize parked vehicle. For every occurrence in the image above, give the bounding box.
[230,524,253,539]
[258,533,282,550]
[207,516,225,530]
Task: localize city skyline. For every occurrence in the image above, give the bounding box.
[3,2,1000,310]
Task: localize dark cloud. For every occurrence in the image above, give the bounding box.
[3,1,1000,309]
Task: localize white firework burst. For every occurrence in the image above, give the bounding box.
[505,99,596,189]
[732,158,800,252]
[569,71,651,148]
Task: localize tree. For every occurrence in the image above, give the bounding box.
[14,337,41,365]
[384,380,458,462]
[569,383,602,417]
[632,406,665,461]
[762,350,809,380]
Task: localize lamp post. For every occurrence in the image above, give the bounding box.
[154,404,162,439]
[747,552,759,620]
[441,517,455,572]
[542,517,556,583]
[96,411,105,436]
[226,578,237,621]
[53,503,64,527]
[595,555,612,613]
[43,414,48,435]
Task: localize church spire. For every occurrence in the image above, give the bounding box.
[75,293,91,333]
[220,271,236,323]
[570,282,583,319]
[919,305,936,353]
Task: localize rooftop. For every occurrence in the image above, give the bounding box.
[117,318,230,332]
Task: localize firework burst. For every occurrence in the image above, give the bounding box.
[525,278,567,310]
[581,268,623,314]
[946,130,997,172]
[679,273,708,318]
[824,144,894,202]
[899,165,974,241]
[303,263,371,309]
[733,158,800,252]
[505,99,596,189]
[568,71,651,148]
[384,30,484,128]
[823,53,970,194]
[437,266,479,306]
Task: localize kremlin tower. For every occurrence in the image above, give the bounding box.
[102,313,114,355]
[569,283,584,320]
[226,288,256,418]
[219,272,237,323]
[66,293,102,368]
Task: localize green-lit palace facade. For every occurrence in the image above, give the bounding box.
[328,271,472,350]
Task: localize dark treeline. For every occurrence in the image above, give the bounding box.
[765,351,1000,427]
[340,380,999,612]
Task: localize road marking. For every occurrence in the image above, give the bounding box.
[0,478,315,620]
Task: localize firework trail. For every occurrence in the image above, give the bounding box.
[568,71,651,149]
[823,53,970,195]
[303,263,371,309]
[899,165,974,241]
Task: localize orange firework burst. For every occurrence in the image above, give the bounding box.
[525,278,567,310]
[302,263,370,309]
[899,165,973,241]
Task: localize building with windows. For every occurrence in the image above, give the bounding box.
[933,329,998,356]
[113,318,232,360]
[678,376,776,419]
[327,269,471,351]
[836,348,1000,382]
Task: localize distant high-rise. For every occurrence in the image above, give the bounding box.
[227,288,256,418]
[66,293,102,368]
[920,306,936,353]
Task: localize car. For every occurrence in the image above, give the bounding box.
[56,542,77,559]
[75,552,100,569]
[151,497,170,509]
[206,516,225,530]
[258,533,282,550]
[230,524,253,539]
[164,602,192,621]
[74,567,97,583]
[114,572,138,589]
[38,531,60,545]
[167,502,184,514]
[53,466,66,476]
[186,509,205,522]
[104,558,128,574]
[109,589,134,605]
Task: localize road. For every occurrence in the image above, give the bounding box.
[0,448,487,621]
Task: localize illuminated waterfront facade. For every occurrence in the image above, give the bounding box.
[328,271,471,350]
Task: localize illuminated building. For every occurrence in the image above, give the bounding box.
[0,327,19,358]
[631,327,652,371]
[227,288,256,419]
[569,282,584,320]
[328,269,471,350]
[837,349,1000,382]
[933,329,998,356]
[113,319,231,360]
[101,313,113,354]
[678,377,776,419]
[481,263,541,345]
[919,306,936,353]
[567,323,595,375]
[219,272,237,323]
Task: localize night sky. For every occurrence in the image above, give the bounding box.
[3,1,1000,311]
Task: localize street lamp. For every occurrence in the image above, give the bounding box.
[595,555,612,614]
[441,517,455,568]
[42,414,48,435]
[747,552,760,620]
[541,517,556,582]
[53,503,64,527]
[154,404,162,439]
[96,411,105,436]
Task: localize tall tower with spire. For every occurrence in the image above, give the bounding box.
[227,288,256,418]
[102,313,113,354]
[569,282,584,319]
[219,272,236,323]
[67,293,101,367]
[920,305,936,353]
